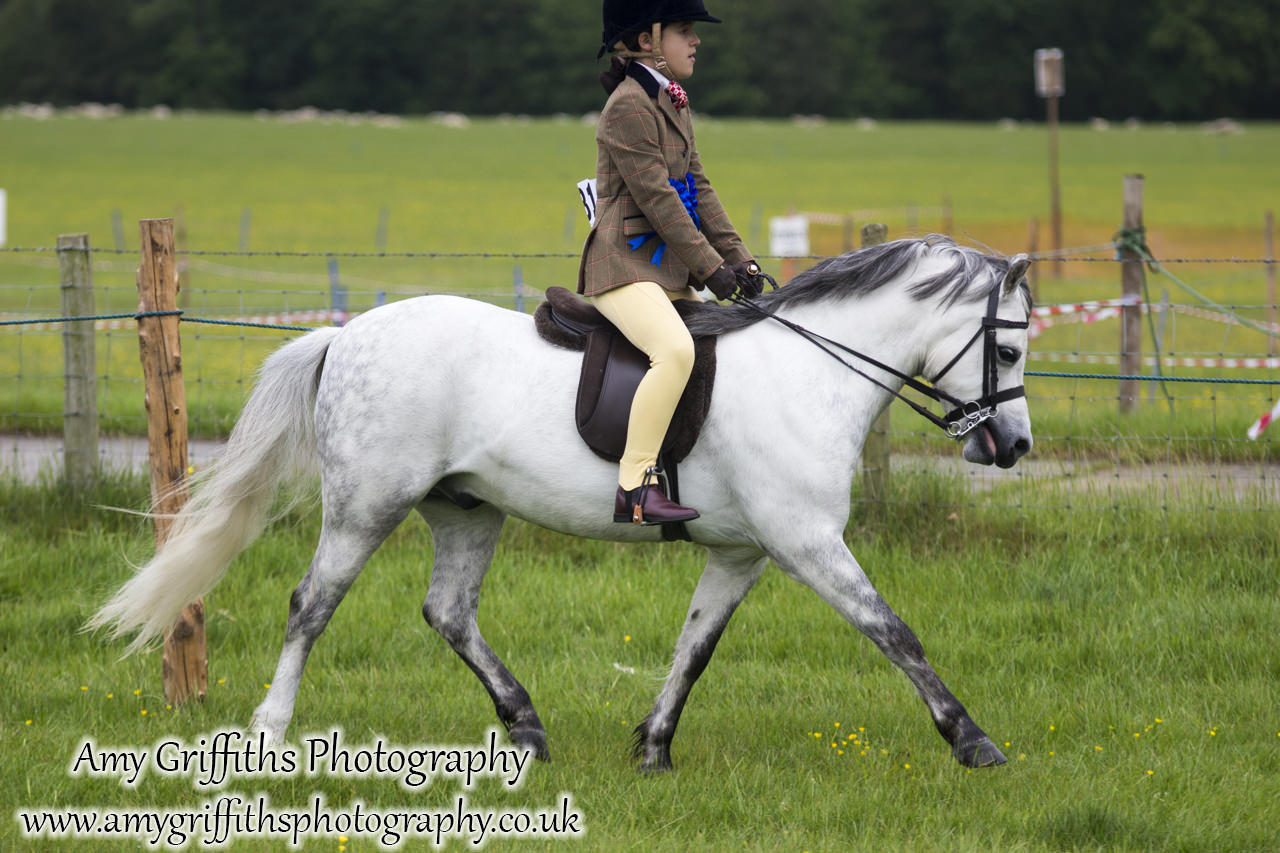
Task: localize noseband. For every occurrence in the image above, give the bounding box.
[927,284,1030,437]
[730,282,1028,439]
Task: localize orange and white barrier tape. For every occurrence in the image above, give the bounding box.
[1248,398,1280,440]
[1030,307,1120,339]
[1030,352,1280,370]
[1171,303,1280,334]
[1030,297,1280,339]
[1031,297,1136,318]
[1029,298,1137,339]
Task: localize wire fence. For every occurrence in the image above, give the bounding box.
[2,238,1277,521]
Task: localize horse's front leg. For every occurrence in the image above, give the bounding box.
[774,536,1006,768]
[635,546,767,772]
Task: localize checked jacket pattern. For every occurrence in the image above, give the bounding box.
[578,62,750,298]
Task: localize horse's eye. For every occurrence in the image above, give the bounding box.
[997,345,1021,365]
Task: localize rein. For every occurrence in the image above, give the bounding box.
[728,283,1028,439]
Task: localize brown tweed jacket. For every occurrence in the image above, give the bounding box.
[578,63,751,297]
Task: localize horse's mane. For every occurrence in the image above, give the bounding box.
[682,235,1027,338]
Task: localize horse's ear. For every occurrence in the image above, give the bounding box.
[1002,254,1031,296]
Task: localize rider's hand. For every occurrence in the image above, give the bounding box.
[730,260,765,298]
[703,264,739,300]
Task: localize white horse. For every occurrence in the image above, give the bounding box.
[91,236,1033,771]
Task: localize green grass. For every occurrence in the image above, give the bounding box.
[3,113,1278,451]
[2,114,1278,292]
[3,470,1278,851]
[3,114,1275,249]
[4,115,1278,848]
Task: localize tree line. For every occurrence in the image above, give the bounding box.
[1,0,1276,120]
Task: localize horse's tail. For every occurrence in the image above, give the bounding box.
[87,327,342,655]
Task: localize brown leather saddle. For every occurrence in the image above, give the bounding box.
[534,286,717,540]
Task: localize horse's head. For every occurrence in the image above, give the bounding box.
[681,236,1035,469]
[922,252,1034,469]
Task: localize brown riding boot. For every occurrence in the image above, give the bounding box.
[613,478,699,525]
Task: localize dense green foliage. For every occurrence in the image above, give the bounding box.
[1,0,1277,119]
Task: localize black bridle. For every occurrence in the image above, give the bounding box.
[729,280,1028,439]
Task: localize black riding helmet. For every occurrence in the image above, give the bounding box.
[598,0,722,58]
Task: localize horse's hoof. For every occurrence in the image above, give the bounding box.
[954,736,1007,768]
[509,727,550,762]
[247,714,287,747]
[637,746,673,774]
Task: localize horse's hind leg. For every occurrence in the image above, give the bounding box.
[417,500,549,760]
[250,496,413,744]
[635,546,767,772]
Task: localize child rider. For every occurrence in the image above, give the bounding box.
[578,0,765,526]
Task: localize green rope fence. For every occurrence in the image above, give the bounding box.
[0,310,309,332]
[1112,226,1280,340]
[0,310,183,326]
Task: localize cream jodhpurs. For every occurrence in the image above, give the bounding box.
[590,281,698,490]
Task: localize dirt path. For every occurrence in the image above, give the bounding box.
[2,434,226,483]
[5,433,1275,499]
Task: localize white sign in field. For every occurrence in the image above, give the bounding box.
[1034,48,1065,98]
[769,215,809,258]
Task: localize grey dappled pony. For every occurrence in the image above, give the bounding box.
[91,236,1034,771]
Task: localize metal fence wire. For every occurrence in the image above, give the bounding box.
[2,241,1277,518]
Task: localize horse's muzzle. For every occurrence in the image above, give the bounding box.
[962,420,1032,469]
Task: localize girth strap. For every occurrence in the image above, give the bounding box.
[655,453,689,542]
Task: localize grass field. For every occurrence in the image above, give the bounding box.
[2,113,1278,461]
[3,112,1277,251]
[2,114,1279,850]
[3,470,1278,852]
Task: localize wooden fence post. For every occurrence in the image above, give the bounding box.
[57,233,98,490]
[137,217,207,705]
[861,223,891,504]
[1266,210,1276,358]
[1118,175,1144,414]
